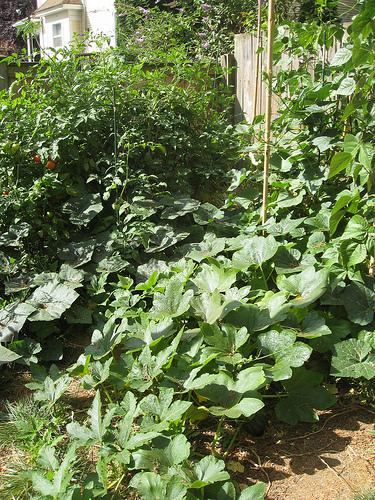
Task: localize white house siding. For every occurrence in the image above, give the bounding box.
[84,0,116,48]
[40,12,69,52]
[38,10,82,54]
[33,0,115,55]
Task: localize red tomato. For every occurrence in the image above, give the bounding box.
[34,154,41,163]
[46,160,56,170]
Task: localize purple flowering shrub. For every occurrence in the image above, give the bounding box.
[115,0,258,62]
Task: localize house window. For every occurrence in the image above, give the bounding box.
[53,23,62,47]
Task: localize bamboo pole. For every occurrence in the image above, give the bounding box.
[253,0,262,119]
[262,0,275,225]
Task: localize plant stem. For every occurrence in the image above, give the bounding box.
[263,393,288,398]
[120,142,130,199]
[101,385,113,405]
[109,473,126,499]
[211,414,225,458]
[260,264,268,290]
[223,422,242,458]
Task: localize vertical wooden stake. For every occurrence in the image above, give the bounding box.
[253,0,262,119]
[262,0,275,225]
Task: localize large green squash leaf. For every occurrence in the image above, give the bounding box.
[150,277,194,318]
[62,194,103,225]
[183,237,226,262]
[30,443,77,498]
[0,301,36,343]
[200,322,249,364]
[191,289,241,324]
[276,367,336,425]
[257,329,312,381]
[209,397,264,419]
[262,215,305,237]
[67,391,117,445]
[225,304,272,333]
[300,311,331,339]
[274,247,316,274]
[274,189,305,208]
[161,194,200,220]
[130,473,187,500]
[123,317,175,350]
[193,203,224,224]
[238,483,266,500]
[0,222,31,247]
[187,366,265,417]
[309,318,350,353]
[132,434,190,473]
[26,281,79,322]
[128,330,183,392]
[144,225,190,253]
[190,455,230,488]
[139,387,192,431]
[192,259,237,293]
[232,235,278,269]
[0,344,22,365]
[341,281,375,325]
[330,339,375,379]
[85,317,124,359]
[278,266,328,308]
[58,239,95,267]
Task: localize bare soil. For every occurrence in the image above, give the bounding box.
[207,403,375,500]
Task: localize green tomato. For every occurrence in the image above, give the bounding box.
[59,97,68,105]
[51,90,60,99]
[2,141,11,153]
[10,143,20,155]
[46,211,53,218]
[112,197,123,211]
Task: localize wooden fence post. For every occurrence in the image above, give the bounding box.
[220,53,236,125]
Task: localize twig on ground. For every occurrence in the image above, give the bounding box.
[319,456,355,492]
[250,449,272,495]
[281,440,334,458]
[284,408,360,442]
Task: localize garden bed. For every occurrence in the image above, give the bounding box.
[1,360,374,500]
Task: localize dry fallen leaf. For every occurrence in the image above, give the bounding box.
[227,460,245,473]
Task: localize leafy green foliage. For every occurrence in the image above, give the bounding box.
[3,9,375,499]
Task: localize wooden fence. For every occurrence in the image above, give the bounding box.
[0,56,38,92]
[230,23,351,124]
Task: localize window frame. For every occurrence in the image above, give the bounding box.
[52,22,63,48]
